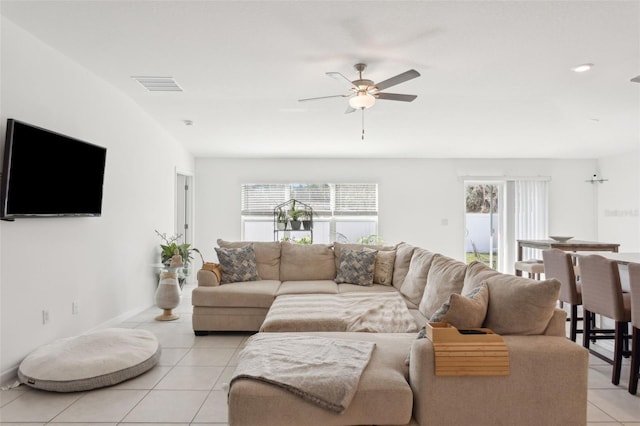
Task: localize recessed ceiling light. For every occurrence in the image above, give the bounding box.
[572,63,594,73]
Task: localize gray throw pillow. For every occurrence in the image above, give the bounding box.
[335,247,378,286]
[215,245,260,284]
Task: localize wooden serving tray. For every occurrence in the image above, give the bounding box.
[425,322,509,377]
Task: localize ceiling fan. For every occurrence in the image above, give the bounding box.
[299,63,420,114]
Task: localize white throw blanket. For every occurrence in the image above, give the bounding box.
[260,292,418,333]
[230,334,375,413]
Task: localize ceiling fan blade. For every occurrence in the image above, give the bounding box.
[298,94,350,102]
[374,69,420,91]
[375,93,417,102]
[327,72,357,89]
[345,105,357,114]
[632,75,640,83]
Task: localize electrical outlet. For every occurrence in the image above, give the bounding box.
[72,301,79,315]
[42,310,49,325]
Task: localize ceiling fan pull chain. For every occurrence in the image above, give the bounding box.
[361,109,365,141]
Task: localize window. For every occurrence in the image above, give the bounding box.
[241,183,378,243]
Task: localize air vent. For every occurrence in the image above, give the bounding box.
[132,76,183,92]
[631,75,640,83]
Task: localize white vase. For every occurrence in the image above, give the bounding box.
[155,271,181,321]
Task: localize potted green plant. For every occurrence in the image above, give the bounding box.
[289,200,303,230]
[302,210,313,230]
[276,208,287,230]
[155,230,203,287]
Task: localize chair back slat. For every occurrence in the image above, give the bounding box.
[579,255,625,320]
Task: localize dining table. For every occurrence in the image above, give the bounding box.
[516,239,620,277]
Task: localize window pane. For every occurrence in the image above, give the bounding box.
[241,184,285,215]
[335,183,378,215]
[290,183,331,213]
[243,220,273,242]
[335,221,378,244]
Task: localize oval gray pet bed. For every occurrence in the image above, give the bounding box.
[18,328,161,392]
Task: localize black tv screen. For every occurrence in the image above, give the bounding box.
[0,119,107,219]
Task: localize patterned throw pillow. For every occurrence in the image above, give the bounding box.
[335,248,378,286]
[215,245,260,284]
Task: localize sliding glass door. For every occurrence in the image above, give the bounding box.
[464,178,549,274]
[465,182,504,270]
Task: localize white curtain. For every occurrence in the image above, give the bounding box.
[514,180,549,260]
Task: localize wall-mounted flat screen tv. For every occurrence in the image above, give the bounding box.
[0,119,107,219]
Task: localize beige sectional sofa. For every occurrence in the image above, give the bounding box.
[193,240,589,426]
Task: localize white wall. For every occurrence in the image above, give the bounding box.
[0,18,193,379]
[195,158,598,264]
[597,150,640,252]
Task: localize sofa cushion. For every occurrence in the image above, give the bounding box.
[399,248,437,305]
[217,239,281,280]
[483,275,561,335]
[192,280,281,308]
[430,282,489,328]
[277,280,339,295]
[418,254,467,319]
[462,260,501,294]
[215,245,261,284]
[374,250,396,285]
[335,247,378,286]
[228,332,415,426]
[280,243,336,281]
[392,242,416,290]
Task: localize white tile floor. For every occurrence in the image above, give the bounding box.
[1,284,639,425]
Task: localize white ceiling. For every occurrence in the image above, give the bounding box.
[2,1,639,159]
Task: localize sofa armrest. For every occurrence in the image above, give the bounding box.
[544,307,568,336]
[197,269,220,287]
[409,335,588,426]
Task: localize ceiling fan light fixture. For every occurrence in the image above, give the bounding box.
[349,93,376,110]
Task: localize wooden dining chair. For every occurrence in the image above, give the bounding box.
[543,249,582,342]
[628,263,640,394]
[578,254,632,385]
